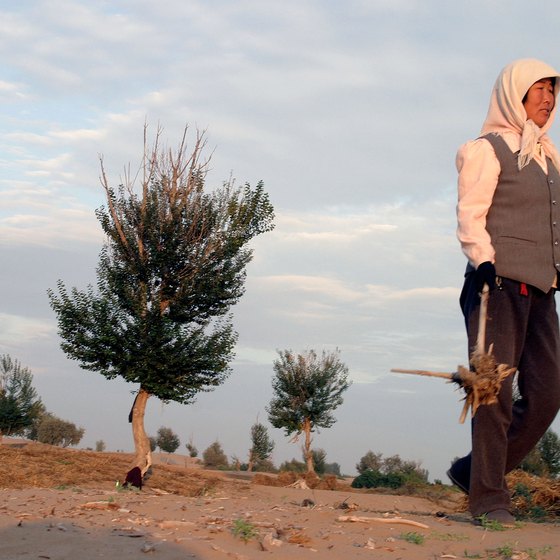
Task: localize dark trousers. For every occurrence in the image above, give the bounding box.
[459,274,560,516]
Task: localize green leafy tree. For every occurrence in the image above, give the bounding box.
[310,448,327,475]
[95,440,106,452]
[538,429,560,478]
[148,436,157,452]
[203,440,229,469]
[247,421,275,472]
[156,426,180,454]
[267,349,351,474]
[0,355,43,440]
[35,413,84,447]
[47,126,274,482]
[519,429,560,478]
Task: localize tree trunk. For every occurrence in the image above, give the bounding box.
[128,387,152,480]
[303,418,314,474]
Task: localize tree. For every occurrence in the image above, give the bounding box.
[324,461,341,476]
[35,413,84,447]
[310,448,327,475]
[156,426,180,454]
[48,126,274,483]
[356,450,383,474]
[247,421,275,472]
[519,429,560,478]
[0,355,43,441]
[538,429,560,478]
[95,440,106,452]
[267,349,351,474]
[352,451,428,489]
[203,440,229,469]
[186,439,198,458]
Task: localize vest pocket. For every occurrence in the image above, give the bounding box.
[495,235,537,247]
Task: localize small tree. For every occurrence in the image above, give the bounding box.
[267,349,351,474]
[156,426,180,454]
[356,450,383,474]
[148,436,157,452]
[278,458,306,473]
[35,413,84,447]
[203,440,229,469]
[519,429,560,478]
[95,440,106,452]
[0,355,43,441]
[324,461,341,476]
[186,439,198,458]
[539,429,560,478]
[310,448,327,475]
[47,126,274,484]
[247,421,275,472]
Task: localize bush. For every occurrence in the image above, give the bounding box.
[34,414,84,447]
[202,441,229,469]
[351,469,405,489]
[278,458,306,473]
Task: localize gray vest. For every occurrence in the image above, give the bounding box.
[483,133,560,293]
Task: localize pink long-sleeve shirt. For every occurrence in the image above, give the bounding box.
[456,131,549,268]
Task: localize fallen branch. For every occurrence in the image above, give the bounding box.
[336,514,429,529]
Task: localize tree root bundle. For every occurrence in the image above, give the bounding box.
[391,285,516,423]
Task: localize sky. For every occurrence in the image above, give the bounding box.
[2,0,560,482]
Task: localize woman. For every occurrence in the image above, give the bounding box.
[450,58,560,525]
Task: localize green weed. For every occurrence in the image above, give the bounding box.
[231,518,259,543]
[399,531,425,544]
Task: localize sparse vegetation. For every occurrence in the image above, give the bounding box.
[231,518,259,543]
[399,531,425,544]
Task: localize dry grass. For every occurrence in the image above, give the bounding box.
[3,443,559,521]
[508,469,560,519]
[0,442,223,497]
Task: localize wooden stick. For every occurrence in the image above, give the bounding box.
[476,283,489,354]
[336,515,429,529]
[391,368,454,380]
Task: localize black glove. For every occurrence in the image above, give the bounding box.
[474,261,496,293]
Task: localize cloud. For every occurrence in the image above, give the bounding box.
[0,80,30,101]
[0,313,55,349]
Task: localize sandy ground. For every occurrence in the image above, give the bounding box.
[1,473,558,560]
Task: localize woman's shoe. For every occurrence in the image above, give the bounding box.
[446,459,470,495]
[479,509,516,528]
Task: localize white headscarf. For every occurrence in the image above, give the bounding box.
[480,58,560,171]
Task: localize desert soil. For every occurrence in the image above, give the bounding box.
[1,443,558,560]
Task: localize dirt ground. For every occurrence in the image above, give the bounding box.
[1,442,559,560]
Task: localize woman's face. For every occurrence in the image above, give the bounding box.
[523,78,555,127]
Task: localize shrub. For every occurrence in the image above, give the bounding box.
[351,469,405,489]
[202,441,229,469]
